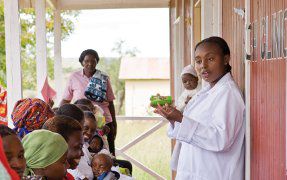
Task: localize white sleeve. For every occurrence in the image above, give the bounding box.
[167,122,181,139]
[176,89,245,152]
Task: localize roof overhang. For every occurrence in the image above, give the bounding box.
[19,0,170,10]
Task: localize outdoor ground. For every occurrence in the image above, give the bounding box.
[116,120,171,180]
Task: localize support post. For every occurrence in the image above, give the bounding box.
[4,0,22,127]
[54,9,63,105]
[35,0,47,98]
[244,0,251,179]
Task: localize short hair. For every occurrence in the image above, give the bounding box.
[84,111,96,122]
[42,115,82,141]
[76,104,92,112]
[92,153,113,168]
[195,36,232,72]
[89,134,104,150]
[79,49,100,64]
[56,104,84,124]
[0,125,16,138]
[74,98,94,111]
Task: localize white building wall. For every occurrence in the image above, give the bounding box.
[125,80,170,116]
[201,0,222,38]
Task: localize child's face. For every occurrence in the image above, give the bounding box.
[83,118,97,142]
[181,74,198,90]
[89,137,103,154]
[2,135,26,177]
[91,155,112,177]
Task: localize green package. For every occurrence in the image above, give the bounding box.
[150,95,172,106]
[96,116,106,129]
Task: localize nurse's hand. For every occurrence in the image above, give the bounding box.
[154,103,183,123]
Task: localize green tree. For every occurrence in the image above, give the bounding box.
[0,0,79,90]
[97,40,139,115]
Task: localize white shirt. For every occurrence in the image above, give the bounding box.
[176,86,200,112]
[168,73,245,180]
[68,143,94,180]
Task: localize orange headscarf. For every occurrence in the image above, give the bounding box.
[11,98,54,138]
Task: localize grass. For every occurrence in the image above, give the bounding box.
[115,120,171,180]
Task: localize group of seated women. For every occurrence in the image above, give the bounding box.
[0,97,133,180]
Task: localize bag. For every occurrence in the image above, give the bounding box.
[84,70,108,102]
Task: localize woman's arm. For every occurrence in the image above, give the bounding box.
[177,90,245,152]
[108,101,117,139]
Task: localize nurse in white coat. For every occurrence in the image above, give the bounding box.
[154,36,245,180]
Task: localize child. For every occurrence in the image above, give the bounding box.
[91,153,120,180]
[0,125,26,178]
[84,111,110,151]
[176,64,200,112]
[88,134,108,156]
[74,99,108,138]
[22,129,68,179]
[171,64,200,171]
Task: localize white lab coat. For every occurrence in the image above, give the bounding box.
[168,73,245,180]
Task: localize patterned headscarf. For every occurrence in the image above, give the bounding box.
[11,98,54,139]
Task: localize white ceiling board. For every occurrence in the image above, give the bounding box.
[19,0,58,9]
[19,0,170,10]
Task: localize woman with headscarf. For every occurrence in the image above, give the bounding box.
[22,129,68,179]
[11,98,54,138]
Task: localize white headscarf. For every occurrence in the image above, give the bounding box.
[180,65,197,77]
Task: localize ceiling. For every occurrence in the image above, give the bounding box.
[19,0,170,10]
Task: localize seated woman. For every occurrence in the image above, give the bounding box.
[42,115,84,179]
[0,125,26,178]
[11,98,54,139]
[21,129,68,179]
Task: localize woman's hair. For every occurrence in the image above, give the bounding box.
[55,104,84,124]
[74,98,94,111]
[0,125,16,138]
[84,111,96,122]
[42,115,82,141]
[195,36,232,72]
[79,49,100,64]
[76,104,92,112]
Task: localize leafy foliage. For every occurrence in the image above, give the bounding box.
[0,0,79,90]
[98,40,139,115]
